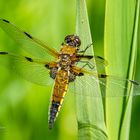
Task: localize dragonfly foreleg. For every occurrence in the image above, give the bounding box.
[78,43,93,55]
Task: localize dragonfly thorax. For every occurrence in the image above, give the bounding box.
[49,67,76,82]
[59,54,71,70]
[60,54,70,62]
[49,53,77,82]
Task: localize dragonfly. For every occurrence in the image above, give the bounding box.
[0,19,140,129]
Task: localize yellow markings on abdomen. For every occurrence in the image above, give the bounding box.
[48,69,69,129]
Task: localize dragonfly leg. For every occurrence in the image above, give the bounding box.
[78,43,93,55]
[80,60,95,70]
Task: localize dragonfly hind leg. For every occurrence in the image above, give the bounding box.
[80,60,95,70]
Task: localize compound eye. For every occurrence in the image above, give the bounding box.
[64,35,72,43]
[75,36,81,47]
[64,35,81,47]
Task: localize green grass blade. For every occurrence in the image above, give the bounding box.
[120,1,140,139]
[104,0,139,139]
[75,0,107,139]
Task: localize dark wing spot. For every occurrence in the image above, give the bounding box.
[99,74,108,78]
[2,19,10,23]
[97,56,104,60]
[79,72,84,76]
[24,32,32,39]
[25,57,33,62]
[77,55,93,59]
[84,55,93,59]
[130,80,140,85]
[45,64,49,68]
[0,52,8,55]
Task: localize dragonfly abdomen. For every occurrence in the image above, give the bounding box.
[48,100,61,129]
[48,69,69,129]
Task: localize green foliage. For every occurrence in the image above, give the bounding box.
[104,0,140,139]
[0,0,139,140]
[75,0,107,139]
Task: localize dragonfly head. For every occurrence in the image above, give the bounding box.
[64,35,81,48]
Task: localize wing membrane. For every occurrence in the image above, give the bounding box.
[0,19,59,60]
[0,51,53,86]
[71,67,140,97]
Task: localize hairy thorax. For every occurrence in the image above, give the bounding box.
[49,45,78,82]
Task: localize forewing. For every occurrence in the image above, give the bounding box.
[0,19,59,60]
[0,52,53,86]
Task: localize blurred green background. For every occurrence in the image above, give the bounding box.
[0,0,139,140]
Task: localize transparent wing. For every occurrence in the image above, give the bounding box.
[0,51,53,86]
[93,56,108,70]
[68,74,102,98]
[77,55,108,72]
[0,19,59,60]
[69,68,140,97]
[98,74,140,97]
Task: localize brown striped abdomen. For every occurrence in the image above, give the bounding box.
[48,69,69,129]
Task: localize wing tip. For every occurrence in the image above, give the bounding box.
[0,19,10,23]
[0,51,8,55]
[130,80,140,86]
